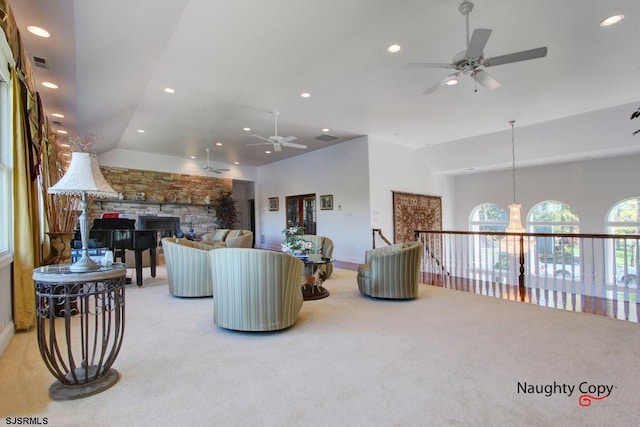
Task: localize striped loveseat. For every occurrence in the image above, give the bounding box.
[357,241,423,299]
[162,237,214,297]
[209,248,304,331]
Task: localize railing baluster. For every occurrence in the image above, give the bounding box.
[415,229,640,322]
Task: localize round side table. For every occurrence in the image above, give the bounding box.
[32,263,127,400]
[301,254,331,300]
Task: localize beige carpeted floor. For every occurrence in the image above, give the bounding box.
[1,267,639,426]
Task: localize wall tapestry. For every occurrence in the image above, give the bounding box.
[392,191,442,243]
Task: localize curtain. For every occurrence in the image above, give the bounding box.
[11,66,41,330]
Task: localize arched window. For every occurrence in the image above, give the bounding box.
[606,197,639,286]
[528,201,580,279]
[607,197,640,235]
[469,203,507,232]
[528,200,579,234]
[469,204,508,277]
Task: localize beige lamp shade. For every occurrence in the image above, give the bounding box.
[48,152,117,198]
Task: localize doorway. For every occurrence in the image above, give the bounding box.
[286,194,316,234]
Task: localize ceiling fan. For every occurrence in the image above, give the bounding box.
[407,1,547,95]
[247,111,307,152]
[202,148,230,174]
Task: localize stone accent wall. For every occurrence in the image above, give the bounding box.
[88,166,232,237]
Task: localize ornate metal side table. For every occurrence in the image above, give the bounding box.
[32,263,127,400]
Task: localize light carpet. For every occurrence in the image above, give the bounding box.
[1,267,639,426]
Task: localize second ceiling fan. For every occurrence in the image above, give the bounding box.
[248,111,307,152]
[407,1,548,94]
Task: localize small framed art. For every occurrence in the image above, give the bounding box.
[320,194,333,210]
[268,197,279,211]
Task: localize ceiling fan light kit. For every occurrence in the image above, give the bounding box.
[408,1,548,95]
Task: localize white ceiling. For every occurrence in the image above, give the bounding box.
[9,0,640,172]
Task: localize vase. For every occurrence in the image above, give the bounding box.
[43,232,74,265]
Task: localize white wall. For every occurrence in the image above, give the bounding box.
[368,137,455,242]
[453,154,640,233]
[256,137,371,263]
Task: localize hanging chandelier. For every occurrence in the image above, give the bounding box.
[506,120,525,234]
[502,120,535,255]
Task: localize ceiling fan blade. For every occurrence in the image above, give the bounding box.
[247,142,272,147]
[282,136,297,142]
[215,169,230,172]
[483,46,547,67]
[471,69,501,90]
[274,143,282,152]
[250,134,273,143]
[422,73,459,95]
[466,28,492,59]
[406,63,454,69]
[281,141,307,149]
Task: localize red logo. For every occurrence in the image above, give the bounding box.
[579,394,608,407]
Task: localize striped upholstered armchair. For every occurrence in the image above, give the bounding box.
[299,234,334,279]
[162,237,214,297]
[357,241,423,299]
[209,248,304,331]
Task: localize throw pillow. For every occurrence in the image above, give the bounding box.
[211,229,229,242]
[226,230,244,238]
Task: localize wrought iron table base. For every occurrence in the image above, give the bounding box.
[49,368,120,400]
[33,264,126,400]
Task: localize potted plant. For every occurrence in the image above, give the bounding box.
[214,191,240,229]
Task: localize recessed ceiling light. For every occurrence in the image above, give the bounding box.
[215,142,223,146]
[243,127,251,131]
[387,44,401,53]
[600,14,625,27]
[234,161,240,165]
[446,78,458,86]
[322,128,330,133]
[300,92,311,98]
[137,129,145,133]
[190,156,196,159]
[27,26,50,38]
[265,150,272,154]
[56,130,67,134]
[164,87,175,93]
[51,113,64,118]
[42,81,58,89]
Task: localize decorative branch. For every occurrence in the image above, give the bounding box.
[632,107,639,136]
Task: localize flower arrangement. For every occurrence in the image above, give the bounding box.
[281,225,314,254]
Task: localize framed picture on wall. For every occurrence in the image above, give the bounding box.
[268,197,279,211]
[320,194,333,210]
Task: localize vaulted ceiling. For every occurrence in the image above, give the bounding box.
[9,0,640,173]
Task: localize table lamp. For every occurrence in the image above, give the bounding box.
[48,152,117,271]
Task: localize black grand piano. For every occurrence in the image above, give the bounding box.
[73,218,165,286]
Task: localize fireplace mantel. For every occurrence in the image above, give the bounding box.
[97,199,214,213]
